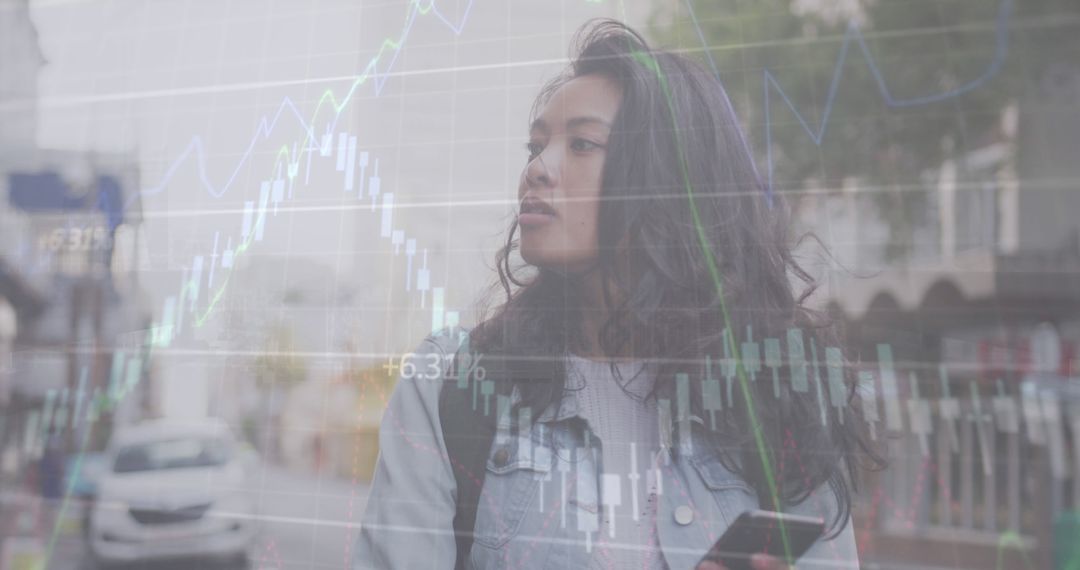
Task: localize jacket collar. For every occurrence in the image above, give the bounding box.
[502,381,580,426]
[502,355,656,425]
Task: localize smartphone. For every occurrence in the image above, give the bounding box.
[697,510,825,570]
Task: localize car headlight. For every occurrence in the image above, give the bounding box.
[92,497,130,523]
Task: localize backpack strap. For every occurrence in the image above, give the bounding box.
[438,339,503,570]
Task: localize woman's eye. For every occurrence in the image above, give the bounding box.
[570,138,601,152]
[525,142,543,159]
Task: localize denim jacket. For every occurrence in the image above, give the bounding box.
[355,331,860,569]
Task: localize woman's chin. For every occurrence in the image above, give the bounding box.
[521,254,596,277]
[520,247,566,271]
[519,247,548,268]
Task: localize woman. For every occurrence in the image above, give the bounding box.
[356,20,876,570]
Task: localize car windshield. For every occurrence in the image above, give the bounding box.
[113,437,231,473]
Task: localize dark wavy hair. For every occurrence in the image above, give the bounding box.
[467,19,881,535]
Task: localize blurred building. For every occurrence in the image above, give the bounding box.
[0,0,150,476]
[804,66,1080,569]
[279,370,366,481]
[0,0,43,150]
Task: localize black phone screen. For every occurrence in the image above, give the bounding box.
[697,510,825,570]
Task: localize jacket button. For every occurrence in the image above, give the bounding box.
[492,447,510,467]
[674,505,694,526]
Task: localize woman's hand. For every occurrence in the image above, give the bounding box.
[695,553,795,570]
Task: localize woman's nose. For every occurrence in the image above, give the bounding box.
[525,147,560,187]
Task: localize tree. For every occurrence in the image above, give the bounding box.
[650,0,1080,258]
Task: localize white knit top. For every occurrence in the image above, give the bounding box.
[565,353,669,570]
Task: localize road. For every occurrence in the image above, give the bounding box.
[39,465,372,570]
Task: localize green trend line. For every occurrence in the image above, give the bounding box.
[193,0,440,327]
[43,412,94,566]
[41,0,607,551]
[190,0,611,328]
[41,378,137,566]
[631,48,795,564]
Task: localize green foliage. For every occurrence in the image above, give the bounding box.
[650,0,1080,257]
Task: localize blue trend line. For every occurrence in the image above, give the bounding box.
[128,0,1011,209]
[683,0,1012,201]
[127,0,479,211]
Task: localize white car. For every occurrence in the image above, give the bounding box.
[88,418,258,568]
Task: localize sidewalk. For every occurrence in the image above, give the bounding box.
[0,486,89,570]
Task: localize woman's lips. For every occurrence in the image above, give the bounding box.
[518,212,556,227]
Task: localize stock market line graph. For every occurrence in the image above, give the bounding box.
[1,0,1078,569]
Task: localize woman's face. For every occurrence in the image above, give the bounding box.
[518,74,622,273]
